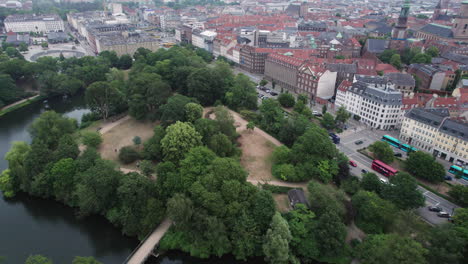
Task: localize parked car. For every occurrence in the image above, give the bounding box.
[437,212,451,218]
[312,111,322,117]
[361,169,368,174]
[394,153,403,157]
[265,89,271,93]
[379,177,389,184]
[257,94,264,99]
[270,91,278,96]
[444,175,453,181]
[349,160,357,167]
[355,140,364,145]
[262,96,270,100]
[428,206,442,212]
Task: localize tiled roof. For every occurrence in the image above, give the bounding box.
[366,39,389,53]
[385,73,416,86]
[419,23,453,38]
[267,53,305,67]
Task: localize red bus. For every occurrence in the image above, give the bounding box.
[371,160,398,177]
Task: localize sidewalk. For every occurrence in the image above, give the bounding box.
[0,94,40,112]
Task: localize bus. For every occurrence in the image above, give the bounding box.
[448,165,468,180]
[381,135,418,153]
[381,135,400,148]
[371,160,398,177]
[400,143,418,153]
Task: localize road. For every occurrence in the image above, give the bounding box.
[234,66,461,225]
[337,128,460,225]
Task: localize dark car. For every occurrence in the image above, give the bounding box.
[361,169,368,174]
[437,212,451,218]
[355,140,364,145]
[394,153,403,157]
[270,91,278,96]
[444,175,453,181]
[428,206,442,212]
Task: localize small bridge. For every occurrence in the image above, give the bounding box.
[124,218,172,264]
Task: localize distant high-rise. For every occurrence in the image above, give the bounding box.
[389,0,410,51]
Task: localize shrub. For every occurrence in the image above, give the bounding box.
[272,164,296,181]
[140,160,155,176]
[278,93,295,108]
[271,146,291,164]
[448,185,468,207]
[239,109,259,121]
[133,136,142,145]
[261,184,295,194]
[119,146,140,164]
[81,131,102,148]
[341,176,361,195]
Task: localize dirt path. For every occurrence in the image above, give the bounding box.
[98,115,131,135]
[0,94,40,111]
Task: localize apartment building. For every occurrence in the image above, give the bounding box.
[384,72,415,96]
[4,14,64,33]
[400,108,468,165]
[335,75,403,130]
[297,63,337,101]
[96,31,159,56]
[264,53,304,92]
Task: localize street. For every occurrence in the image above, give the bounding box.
[233,66,462,225]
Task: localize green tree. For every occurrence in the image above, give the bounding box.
[315,211,347,258]
[24,255,53,264]
[360,172,382,194]
[167,193,194,230]
[263,212,292,264]
[352,190,397,234]
[133,136,141,145]
[118,146,140,164]
[448,185,468,207]
[381,172,425,210]
[0,169,15,198]
[54,134,80,160]
[128,73,171,120]
[225,74,257,111]
[379,49,397,63]
[117,54,133,69]
[29,111,77,150]
[259,99,284,135]
[139,160,155,177]
[161,121,202,163]
[159,94,198,126]
[308,181,346,219]
[321,104,327,114]
[356,234,427,264]
[406,151,445,182]
[4,141,30,192]
[85,81,122,120]
[278,93,295,108]
[18,42,28,52]
[194,118,221,145]
[320,113,336,130]
[335,106,351,125]
[426,225,467,264]
[143,126,166,161]
[184,102,203,123]
[81,131,102,148]
[411,53,432,64]
[213,106,237,141]
[285,204,318,261]
[368,141,394,164]
[246,121,255,131]
[260,79,268,86]
[50,158,77,204]
[75,159,122,215]
[208,133,236,157]
[187,67,227,106]
[390,54,402,70]
[426,46,439,58]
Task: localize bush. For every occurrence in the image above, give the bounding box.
[271,146,291,164]
[448,185,468,207]
[81,131,102,148]
[341,176,361,195]
[278,93,295,108]
[119,146,140,164]
[261,184,295,194]
[133,136,142,145]
[140,160,155,176]
[239,109,259,121]
[272,164,296,181]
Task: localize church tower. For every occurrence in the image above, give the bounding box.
[433,0,449,21]
[390,0,410,51]
[452,1,468,39]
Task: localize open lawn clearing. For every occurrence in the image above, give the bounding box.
[273,194,291,213]
[205,107,282,182]
[98,116,156,169]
